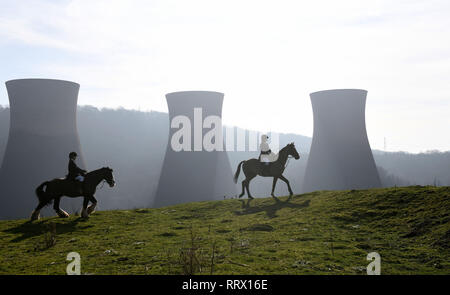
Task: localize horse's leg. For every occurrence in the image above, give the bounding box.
[31,201,47,221]
[245,175,256,199]
[81,196,89,218]
[53,196,69,218]
[238,164,248,198]
[271,177,279,198]
[87,195,97,215]
[279,175,294,196]
[239,180,246,198]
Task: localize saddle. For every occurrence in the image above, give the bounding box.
[65,177,84,194]
[259,161,273,176]
[259,151,278,164]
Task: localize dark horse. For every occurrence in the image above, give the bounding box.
[30,167,116,221]
[233,143,300,199]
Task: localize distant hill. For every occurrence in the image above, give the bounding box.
[374,151,450,186]
[0,106,449,214]
[0,186,448,274]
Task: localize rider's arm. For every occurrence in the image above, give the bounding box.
[76,166,86,174]
[70,160,86,174]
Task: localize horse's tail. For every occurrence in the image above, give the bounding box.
[35,181,52,206]
[233,161,245,183]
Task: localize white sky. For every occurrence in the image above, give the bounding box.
[0,0,449,153]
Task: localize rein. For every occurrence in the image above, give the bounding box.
[278,144,299,169]
[97,180,107,190]
[85,169,108,190]
[285,156,295,169]
[278,145,294,169]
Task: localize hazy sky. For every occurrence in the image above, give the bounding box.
[0,0,449,153]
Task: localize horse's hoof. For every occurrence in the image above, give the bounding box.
[248,196,254,199]
[30,213,40,221]
[81,211,89,219]
[30,211,40,221]
[57,210,70,218]
[87,205,96,215]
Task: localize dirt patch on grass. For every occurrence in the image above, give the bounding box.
[216,229,232,234]
[134,209,150,214]
[159,232,177,237]
[244,224,274,232]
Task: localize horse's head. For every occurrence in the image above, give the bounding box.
[287,142,300,160]
[102,167,116,187]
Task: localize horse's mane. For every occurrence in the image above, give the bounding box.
[279,143,293,154]
[86,167,111,177]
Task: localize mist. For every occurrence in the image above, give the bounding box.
[0,105,449,219]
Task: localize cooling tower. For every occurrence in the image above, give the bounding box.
[302,89,381,193]
[0,79,85,219]
[154,91,237,207]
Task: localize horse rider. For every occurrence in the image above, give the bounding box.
[67,152,86,193]
[259,134,277,165]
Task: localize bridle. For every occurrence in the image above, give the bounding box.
[98,179,107,190]
[99,176,115,190]
[285,155,295,169]
[284,145,299,169]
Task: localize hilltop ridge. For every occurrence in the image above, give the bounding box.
[0,185,449,274]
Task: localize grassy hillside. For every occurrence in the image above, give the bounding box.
[0,186,449,275]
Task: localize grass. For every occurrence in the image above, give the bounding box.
[0,186,449,275]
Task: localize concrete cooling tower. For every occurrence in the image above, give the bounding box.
[302,89,381,193]
[154,91,237,207]
[0,79,85,219]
